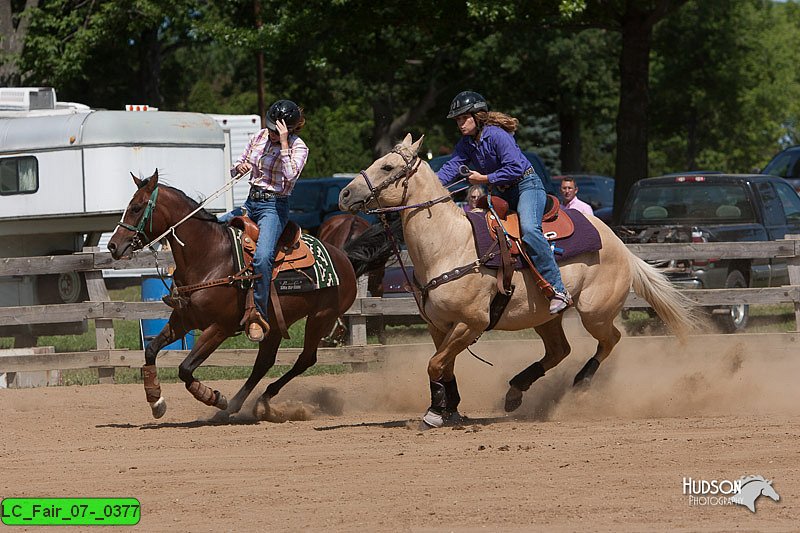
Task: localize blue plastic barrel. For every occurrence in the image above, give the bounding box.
[141,277,195,350]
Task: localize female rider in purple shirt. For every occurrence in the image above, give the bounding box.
[437,91,571,314]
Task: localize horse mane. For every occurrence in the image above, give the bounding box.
[161,184,219,222]
[344,214,404,277]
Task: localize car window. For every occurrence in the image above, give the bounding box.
[623,183,755,224]
[774,181,800,223]
[763,150,800,178]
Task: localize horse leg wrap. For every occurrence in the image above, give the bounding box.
[142,365,162,403]
[186,380,219,406]
[509,361,545,392]
[443,377,461,411]
[429,380,447,414]
[573,357,600,386]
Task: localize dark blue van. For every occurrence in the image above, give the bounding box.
[289,176,376,234]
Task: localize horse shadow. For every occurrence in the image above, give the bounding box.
[96,417,261,430]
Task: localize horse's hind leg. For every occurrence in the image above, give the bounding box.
[572,313,622,386]
[142,316,189,418]
[253,312,333,419]
[177,323,231,412]
[222,329,282,416]
[504,316,571,413]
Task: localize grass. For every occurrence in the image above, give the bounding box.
[2,286,796,386]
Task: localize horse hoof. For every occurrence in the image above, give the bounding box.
[504,386,523,412]
[214,391,228,410]
[150,397,167,419]
[443,411,467,426]
[420,409,443,429]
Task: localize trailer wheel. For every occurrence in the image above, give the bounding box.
[715,270,749,333]
[36,251,89,304]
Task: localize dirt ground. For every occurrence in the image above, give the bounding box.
[1,336,799,532]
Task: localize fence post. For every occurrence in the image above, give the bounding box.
[786,235,800,332]
[82,248,115,384]
[347,275,369,347]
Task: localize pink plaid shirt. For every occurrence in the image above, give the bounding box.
[232,128,309,196]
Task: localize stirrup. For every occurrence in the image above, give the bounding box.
[549,290,572,315]
[245,311,270,342]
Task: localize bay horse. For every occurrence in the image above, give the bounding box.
[339,134,695,428]
[107,170,356,419]
[317,213,384,296]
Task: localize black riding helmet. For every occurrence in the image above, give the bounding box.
[446,90,488,119]
[265,99,301,131]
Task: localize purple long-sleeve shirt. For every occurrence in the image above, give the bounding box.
[437,125,533,186]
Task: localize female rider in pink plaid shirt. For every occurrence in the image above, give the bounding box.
[219,100,309,341]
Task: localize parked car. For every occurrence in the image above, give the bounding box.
[289,175,375,234]
[761,146,800,193]
[552,174,614,222]
[615,173,800,332]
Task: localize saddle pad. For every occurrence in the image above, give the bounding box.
[465,209,602,270]
[228,228,339,293]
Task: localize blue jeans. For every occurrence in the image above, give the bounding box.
[496,173,566,294]
[219,198,289,317]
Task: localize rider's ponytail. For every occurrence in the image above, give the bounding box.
[474,111,518,134]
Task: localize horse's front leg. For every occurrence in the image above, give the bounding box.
[177,323,230,412]
[422,321,482,429]
[142,316,188,419]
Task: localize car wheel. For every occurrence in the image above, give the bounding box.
[715,270,748,333]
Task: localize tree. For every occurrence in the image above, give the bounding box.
[650,0,800,174]
[0,0,39,85]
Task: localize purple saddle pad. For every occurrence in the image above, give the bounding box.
[465,209,602,270]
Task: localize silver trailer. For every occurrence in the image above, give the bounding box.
[0,87,228,337]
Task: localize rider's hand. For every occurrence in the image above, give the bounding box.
[236,162,252,175]
[276,119,290,149]
[467,171,489,185]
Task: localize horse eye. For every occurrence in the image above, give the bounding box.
[132,205,143,213]
[381,165,393,172]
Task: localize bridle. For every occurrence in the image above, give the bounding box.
[358,147,421,214]
[116,186,160,251]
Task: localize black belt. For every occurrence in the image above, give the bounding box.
[496,167,535,192]
[248,188,279,201]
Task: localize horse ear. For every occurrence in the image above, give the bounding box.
[131,173,144,189]
[410,135,425,156]
[402,133,413,146]
[146,169,159,190]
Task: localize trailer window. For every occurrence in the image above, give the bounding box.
[0,157,38,195]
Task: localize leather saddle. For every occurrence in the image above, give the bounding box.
[229,215,315,278]
[472,193,574,298]
[228,214,316,340]
[475,194,575,244]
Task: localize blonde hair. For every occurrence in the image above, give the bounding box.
[474,111,518,134]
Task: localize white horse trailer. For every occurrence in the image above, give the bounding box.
[0,87,229,338]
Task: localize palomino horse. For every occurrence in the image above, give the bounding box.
[108,170,356,419]
[339,134,695,428]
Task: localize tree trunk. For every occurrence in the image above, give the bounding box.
[0,0,40,85]
[559,110,582,173]
[138,27,163,108]
[612,10,652,223]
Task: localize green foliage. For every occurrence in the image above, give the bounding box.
[301,102,374,175]
[650,0,800,174]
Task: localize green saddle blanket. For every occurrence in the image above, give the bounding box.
[227,228,339,293]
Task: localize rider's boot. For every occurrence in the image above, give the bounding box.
[549,289,573,314]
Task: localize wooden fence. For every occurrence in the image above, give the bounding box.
[1,238,799,379]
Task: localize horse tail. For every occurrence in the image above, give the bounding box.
[343,214,404,277]
[627,251,697,339]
